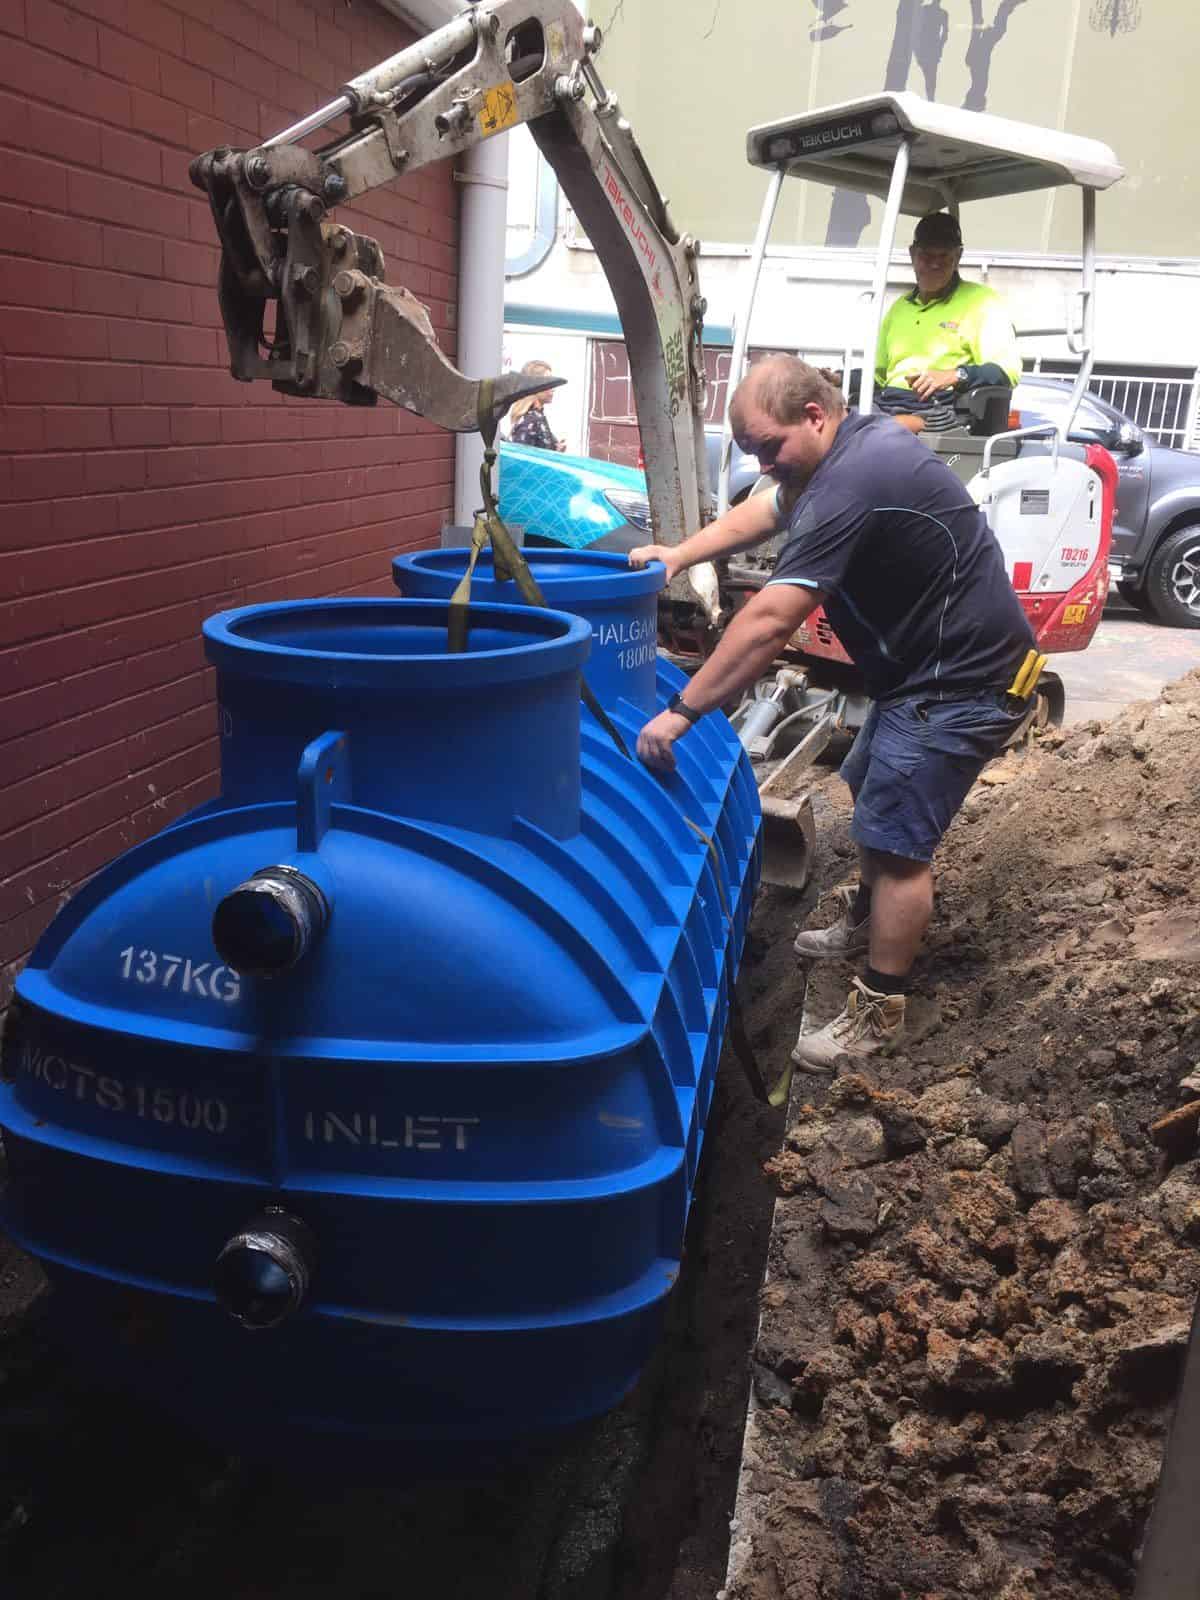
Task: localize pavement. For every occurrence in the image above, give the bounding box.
[1054,601,1200,725]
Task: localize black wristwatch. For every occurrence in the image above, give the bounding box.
[955,365,971,390]
[667,690,703,726]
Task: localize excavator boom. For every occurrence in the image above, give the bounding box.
[189,0,711,564]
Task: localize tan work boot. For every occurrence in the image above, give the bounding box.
[793,886,871,961]
[790,978,906,1074]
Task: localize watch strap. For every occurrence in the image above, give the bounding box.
[667,690,703,726]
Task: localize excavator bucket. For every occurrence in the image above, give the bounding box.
[758,790,817,891]
[737,680,841,891]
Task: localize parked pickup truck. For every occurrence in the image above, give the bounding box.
[1016,376,1200,629]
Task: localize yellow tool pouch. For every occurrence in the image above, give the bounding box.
[1006,648,1048,703]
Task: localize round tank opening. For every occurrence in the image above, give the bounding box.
[203,598,592,692]
[221,600,578,660]
[214,1209,317,1331]
[403,549,663,585]
[212,867,328,979]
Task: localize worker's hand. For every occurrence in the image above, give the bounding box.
[910,368,961,401]
[629,543,680,581]
[636,709,692,773]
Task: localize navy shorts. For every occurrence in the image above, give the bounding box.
[840,693,1027,863]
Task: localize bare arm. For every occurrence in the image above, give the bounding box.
[628,488,782,582]
[637,582,823,771]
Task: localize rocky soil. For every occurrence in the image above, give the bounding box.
[726,668,1200,1600]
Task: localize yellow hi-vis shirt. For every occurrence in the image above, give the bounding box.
[875,276,1021,391]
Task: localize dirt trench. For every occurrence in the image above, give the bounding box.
[726,666,1200,1600]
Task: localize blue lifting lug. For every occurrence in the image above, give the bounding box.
[296,728,351,854]
[208,731,349,980]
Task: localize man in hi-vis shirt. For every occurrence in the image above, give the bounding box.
[876,210,1021,406]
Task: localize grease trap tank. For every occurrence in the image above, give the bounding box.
[393,547,664,714]
[1,594,760,1452]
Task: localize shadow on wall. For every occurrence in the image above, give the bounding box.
[823,0,1034,247]
[808,0,854,41]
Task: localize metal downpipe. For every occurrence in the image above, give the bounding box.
[374,0,512,526]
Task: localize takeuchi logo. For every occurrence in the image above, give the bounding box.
[603,163,662,295]
[799,120,864,151]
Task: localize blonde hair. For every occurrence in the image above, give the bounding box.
[730,355,844,434]
[508,360,554,425]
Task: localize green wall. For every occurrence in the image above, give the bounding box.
[593,0,1198,259]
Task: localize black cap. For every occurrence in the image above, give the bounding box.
[912,212,963,249]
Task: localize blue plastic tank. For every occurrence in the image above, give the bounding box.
[1,595,761,1454]
[393,547,663,714]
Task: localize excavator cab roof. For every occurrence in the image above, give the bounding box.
[746,92,1124,208]
[715,93,1126,485]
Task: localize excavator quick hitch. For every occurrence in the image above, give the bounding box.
[190,146,560,431]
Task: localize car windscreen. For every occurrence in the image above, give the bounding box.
[1013,384,1115,437]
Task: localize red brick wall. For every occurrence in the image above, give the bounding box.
[0,0,460,1002]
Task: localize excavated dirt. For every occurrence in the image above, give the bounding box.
[726,668,1200,1600]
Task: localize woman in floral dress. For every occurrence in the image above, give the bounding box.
[509,360,567,451]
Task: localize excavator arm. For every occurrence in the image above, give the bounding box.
[189,0,715,610]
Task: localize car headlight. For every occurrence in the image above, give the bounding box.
[601,488,652,532]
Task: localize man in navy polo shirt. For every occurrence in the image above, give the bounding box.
[630,355,1035,1072]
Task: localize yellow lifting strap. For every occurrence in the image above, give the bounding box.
[682,815,769,1103]
[445,380,632,760]
[442,383,767,1103]
[446,378,542,652]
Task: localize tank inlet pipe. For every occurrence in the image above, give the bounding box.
[211,865,330,979]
